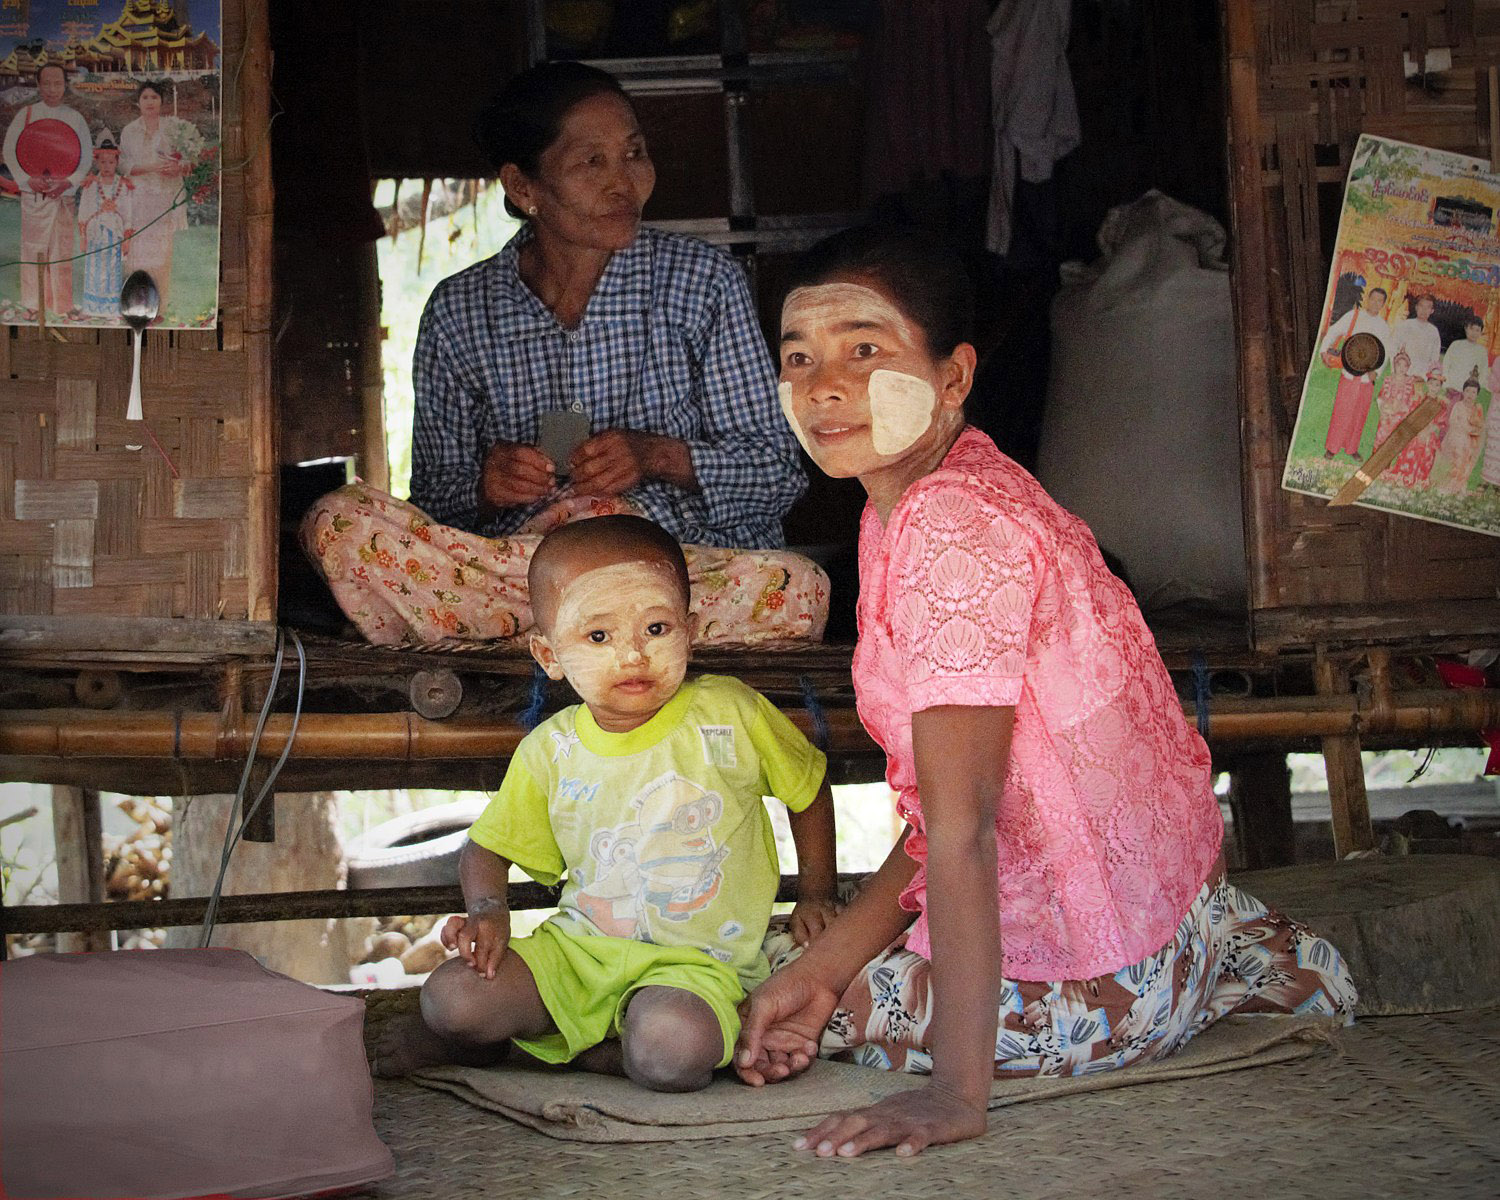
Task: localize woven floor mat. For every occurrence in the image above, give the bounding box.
[406,1014,1338,1142]
[358,1007,1500,1200]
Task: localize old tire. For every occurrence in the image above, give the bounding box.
[344,798,489,890]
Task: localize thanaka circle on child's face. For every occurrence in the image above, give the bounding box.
[529,558,692,732]
[777,280,961,477]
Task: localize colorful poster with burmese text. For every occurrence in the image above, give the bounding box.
[0,0,221,328]
[1283,134,1500,536]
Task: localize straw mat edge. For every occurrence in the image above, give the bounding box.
[405,1013,1339,1142]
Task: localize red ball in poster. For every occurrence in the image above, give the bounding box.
[15,117,82,181]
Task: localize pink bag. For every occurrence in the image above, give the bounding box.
[1,947,394,1199]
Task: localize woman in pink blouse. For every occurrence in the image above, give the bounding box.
[735,227,1357,1157]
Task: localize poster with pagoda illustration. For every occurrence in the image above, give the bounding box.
[1283,135,1500,537]
[0,0,220,328]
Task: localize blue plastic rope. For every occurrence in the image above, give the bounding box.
[519,662,548,731]
[1191,651,1211,739]
[799,674,830,752]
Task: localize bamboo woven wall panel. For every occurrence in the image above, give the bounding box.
[1230,0,1500,637]
[0,0,273,623]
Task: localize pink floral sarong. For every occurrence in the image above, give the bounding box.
[300,485,829,647]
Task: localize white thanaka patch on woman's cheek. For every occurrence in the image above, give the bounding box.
[867,369,936,455]
[777,382,812,453]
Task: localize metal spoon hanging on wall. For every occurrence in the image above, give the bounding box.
[119,270,159,451]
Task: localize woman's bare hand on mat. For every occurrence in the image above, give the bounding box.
[794,1085,987,1159]
[789,897,840,947]
[734,964,839,1086]
[441,903,510,979]
[481,440,555,509]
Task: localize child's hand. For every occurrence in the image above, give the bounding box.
[440,901,510,978]
[788,897,840,948]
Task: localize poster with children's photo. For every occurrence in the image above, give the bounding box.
[1283,134,1500,536]
[0,0,220,328]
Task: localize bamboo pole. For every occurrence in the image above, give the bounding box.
[50,786,111,952]
[1316,654,1375,857]
[1221,0,1279,618]
[0,873,870,936]
[2,689,1498,760]
[239,0,277,623]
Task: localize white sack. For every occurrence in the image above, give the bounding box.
[1037,189,1246,610]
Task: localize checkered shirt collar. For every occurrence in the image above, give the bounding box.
[491,225,654,336]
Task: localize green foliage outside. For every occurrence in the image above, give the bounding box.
[372,179,521,498]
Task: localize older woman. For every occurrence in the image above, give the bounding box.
[734,226,1356,1157]
[304,63,826,646]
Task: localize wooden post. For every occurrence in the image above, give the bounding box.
[1315,653,1375,857]
[237,0,277,623]
[358,242,389,493]
[1224,752,1296,869]
[1222,0,1279,615]
[50,786,110,953]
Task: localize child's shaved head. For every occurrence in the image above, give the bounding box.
[528,515,691,635]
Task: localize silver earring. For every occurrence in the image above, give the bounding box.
[527,205,538,216]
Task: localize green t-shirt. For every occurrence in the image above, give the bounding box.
[468,674,827,988]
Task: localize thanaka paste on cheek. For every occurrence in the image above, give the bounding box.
[867,369,936,455]
[777,382,812,454]
[547,561,689,712]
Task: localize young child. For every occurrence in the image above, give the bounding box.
[76,134,134,319]
[376,515,838,1091]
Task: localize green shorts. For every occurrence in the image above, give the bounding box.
[509,918,746,1068]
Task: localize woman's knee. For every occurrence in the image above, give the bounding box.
[621,988,724,1092]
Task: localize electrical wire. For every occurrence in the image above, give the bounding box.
[198,629,306,948]
[1406,745,1438,784]
[0,186,192,272]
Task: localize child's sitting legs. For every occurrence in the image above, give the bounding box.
[618,985,725,1092]
[419,953,553,1050]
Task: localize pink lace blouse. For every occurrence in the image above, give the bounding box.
[853,427,1223,981]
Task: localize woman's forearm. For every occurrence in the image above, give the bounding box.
[923,825,1002,1106]
[639,433,700,492]
[794,834,918,991]
[910,704,1013,1108]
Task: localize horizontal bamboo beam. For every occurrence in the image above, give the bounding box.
[0,707,878,760]
[0,874,867,935]
[0,753,893,794]
[1253,599,1500,653]
[2,689,1498,763]
[0,615,277,657]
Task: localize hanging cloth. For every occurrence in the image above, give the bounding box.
[986,0,1081,255]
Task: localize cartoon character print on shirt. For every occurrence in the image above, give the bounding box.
[574,772,730,941]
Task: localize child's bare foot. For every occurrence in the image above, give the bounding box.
[371,1012,507,1078]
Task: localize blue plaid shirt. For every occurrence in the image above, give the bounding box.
[409,227,805,548]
